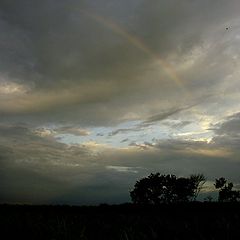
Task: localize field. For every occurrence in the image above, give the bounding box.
[1,203,240,239]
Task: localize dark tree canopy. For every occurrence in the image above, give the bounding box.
[130,173,205,205]
[215,177,240,202]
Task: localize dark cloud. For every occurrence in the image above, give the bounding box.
[213,112,240,136]
[143,108,185,124]
[107,99,206,136]
[162,120,192,129]
[1,0,240,125]
[55,126,90,136]
[102,139,240,183]
[0,124,143,204]
[109,127,141,136]
[97,133,104,136]
[141,94,214,126]
[107,96,209,136]
[211,112,240,154]
[1,121,240,204]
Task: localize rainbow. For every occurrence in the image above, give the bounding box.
[82,11,186,93]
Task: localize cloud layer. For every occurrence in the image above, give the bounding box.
[1,112,240,204]
[0,0,240,125]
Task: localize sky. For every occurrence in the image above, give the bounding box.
[1,0,240,205]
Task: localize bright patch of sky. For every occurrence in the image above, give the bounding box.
[53,118,214,148]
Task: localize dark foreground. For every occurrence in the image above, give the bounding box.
[1,203,240,239]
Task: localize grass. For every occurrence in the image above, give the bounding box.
[1,202,240,239]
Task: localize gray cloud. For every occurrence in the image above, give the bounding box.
[211,112,240,154]
[106,165,139,173]
[0,123,143,204]
[102,139,240,183]
[109,127,141,136]
[162,120,192,129]
[1,0,240,125]
[1,120,240,204]
[213,112,240,136]
[143,108,185,124]
[107,97,209,136]
[55,126,90,136]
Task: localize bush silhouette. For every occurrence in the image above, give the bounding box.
[215,177,240,202]
[130,173,205,205]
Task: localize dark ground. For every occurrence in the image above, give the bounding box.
[1,202,240,239]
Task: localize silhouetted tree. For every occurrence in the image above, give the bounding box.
[214,177,240,202]
[190,174,206,200]
[130,173,206,205]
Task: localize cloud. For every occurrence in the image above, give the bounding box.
[109,127,141,136]
[211,112,240,154]
[142,95,215,126]
[162,120,192,129]
[106,97,209,137]
[55,126,91,136]
[101,139,240,183]
[213,112,240,136]
[141,107,185,126]
[1,121,240,204]
[1,0,240,126]
[0,124,107,203]
[129,142,154,150]
[106,165,139,173]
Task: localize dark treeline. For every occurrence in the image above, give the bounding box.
[130,173,240,204]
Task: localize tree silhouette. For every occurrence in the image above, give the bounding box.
[190,174,206,200]
[214,177,240,202]
[130,173,205,205]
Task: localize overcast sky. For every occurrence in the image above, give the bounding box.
[1,0,240,205]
